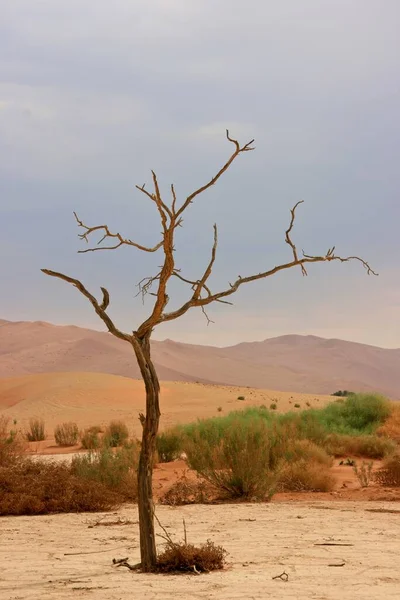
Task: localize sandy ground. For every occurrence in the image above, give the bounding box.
[1,501,400,600]
[1,373,333,442]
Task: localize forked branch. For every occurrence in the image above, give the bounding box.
[175,130,254,217]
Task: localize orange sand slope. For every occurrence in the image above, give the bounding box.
[1,319,399,398]
[0,372,333,436]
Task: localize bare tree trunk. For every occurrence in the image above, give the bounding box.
[132,333,160,572]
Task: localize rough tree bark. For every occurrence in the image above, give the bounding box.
[131,333,160,570]
[42,131,377,572]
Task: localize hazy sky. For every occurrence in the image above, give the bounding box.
[1,1,399,348]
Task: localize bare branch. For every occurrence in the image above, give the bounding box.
[73,212,163,254]
[201,305,214,326]
[41,269,131,342]
[285,201,307,276]
[192,224,218,300]
[175,130,255,218]
[136,272,162,303]
[171,184,177,213]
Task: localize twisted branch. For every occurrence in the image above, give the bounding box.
[40,269,131,342]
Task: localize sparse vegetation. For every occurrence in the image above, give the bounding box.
[332,390,355,397]
[237,396,245,401]
[353,460,373,487]
[54,422,79,447]
[294,403,301,408]
[270,403,277,410]
[26,418,45,442]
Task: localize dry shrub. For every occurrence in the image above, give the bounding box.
[185,418,281,500]
[278,460,335,492]
[80,425,103,449]
[103,420,129,448]
[0,460,121,515]
[353,460,373,487]
[377,405,400,442]
[285,439,333,466]
[26,418,45,442]
[159,472,214,506]
[54,422,79,446]
[374,453,400,487]
[157,540,226,573]
[324,433,395,459]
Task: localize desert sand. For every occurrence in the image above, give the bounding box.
[1,501,400,600]
[1,319,399,398]
[0,372,333,442]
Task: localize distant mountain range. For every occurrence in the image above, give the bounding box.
[0,319,399,398]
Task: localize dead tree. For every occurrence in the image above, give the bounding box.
[42,131,376,572]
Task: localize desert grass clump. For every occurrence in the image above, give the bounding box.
[0,460,121,515]
[80,425,103,449]
[353,460,373,487]
[103,420,129,447]
[71,442,139,500]
[374,453,400,487]
[54,422,79,447]
[278,461,335,492]
[270,403,277,410]
[156,428,182,463]
[26,418,45,442]
[184,418,281,500]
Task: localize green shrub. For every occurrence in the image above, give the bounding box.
[103,420,129,447]
[26,418,46,442]
[71,443,138,500]
[314,393,390,435]
[270,403,277,410]
[80,425,102,449]
[184,418,281,500]
[156,429,182,463]
[54,422,79,447]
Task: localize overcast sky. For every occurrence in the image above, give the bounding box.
[1,0,399,348]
